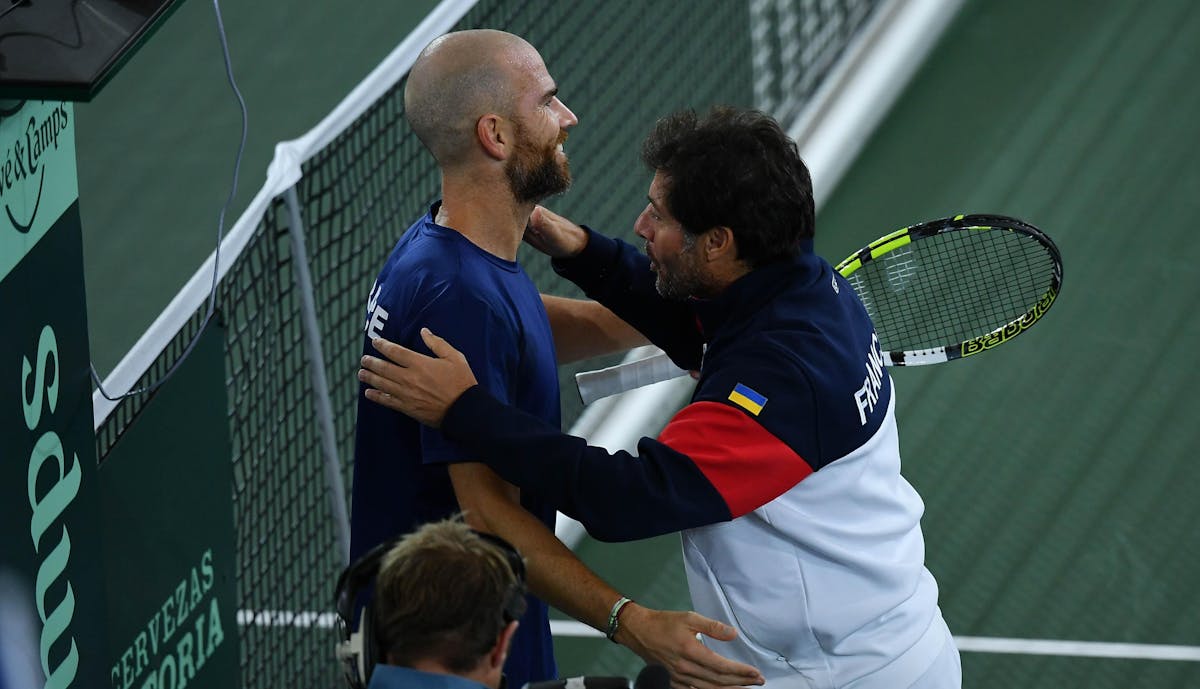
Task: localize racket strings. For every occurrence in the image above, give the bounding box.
[852,228,1057,352]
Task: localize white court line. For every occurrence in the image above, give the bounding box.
[237,609,339,628]
[547,620,1200,662]
[952,636,1200,662]
[234,611,1200,662]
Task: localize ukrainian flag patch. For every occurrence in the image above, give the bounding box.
[728,383,767,416]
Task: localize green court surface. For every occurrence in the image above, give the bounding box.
[554,0,1200,687]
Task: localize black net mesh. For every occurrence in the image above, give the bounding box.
[94,1,884,687]
[751,0,878,124]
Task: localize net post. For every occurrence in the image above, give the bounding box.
[283,185,352,565]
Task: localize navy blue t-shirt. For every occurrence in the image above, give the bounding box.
[350,204,560,688]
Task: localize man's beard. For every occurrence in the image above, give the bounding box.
[506,125,571,203]
[653,239,711,300]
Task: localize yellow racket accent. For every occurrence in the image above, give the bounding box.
[869,234,912,260]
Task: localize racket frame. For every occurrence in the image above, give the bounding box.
[833,213,1062,366]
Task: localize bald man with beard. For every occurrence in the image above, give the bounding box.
[349,30,764,689]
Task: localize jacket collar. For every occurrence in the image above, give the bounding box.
[690,240,820,340]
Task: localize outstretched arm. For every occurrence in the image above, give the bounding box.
[360,330,811,540]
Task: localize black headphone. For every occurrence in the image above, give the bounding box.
[334,530,528,689]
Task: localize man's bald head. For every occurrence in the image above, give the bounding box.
[404,30,543,167]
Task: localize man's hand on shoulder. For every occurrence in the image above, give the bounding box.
[524,205,589,259]
[359,328,477,428]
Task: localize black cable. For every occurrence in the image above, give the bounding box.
[0,0,31,24]
[91,0,247,401]
[0,0,84,50]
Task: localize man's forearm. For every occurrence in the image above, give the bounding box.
[493,506,623,631]
[542,295,650,364]
[443,389,730,542]
[446,462,765,687]
[448,462,624,631]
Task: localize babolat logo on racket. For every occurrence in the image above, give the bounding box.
[0,102,70,235]
[961,283,1059,357]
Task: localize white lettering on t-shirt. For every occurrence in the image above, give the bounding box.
[364,281,389,339]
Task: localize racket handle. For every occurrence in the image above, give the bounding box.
[575,351,689,405]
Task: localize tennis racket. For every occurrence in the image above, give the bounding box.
[576,214,1062,405]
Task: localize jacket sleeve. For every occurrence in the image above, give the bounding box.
[441,384,814,542]
[551,227,704,371]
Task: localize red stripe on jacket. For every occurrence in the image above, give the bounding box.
[657,401,813,518]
